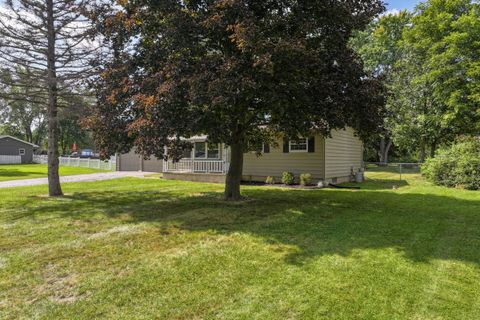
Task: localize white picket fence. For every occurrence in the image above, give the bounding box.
[0,155,22,164]
[34,155,116,171]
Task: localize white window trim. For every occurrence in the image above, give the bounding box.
[289,138,308,153]
[207,143,220,159]
[19,148,26,156]
[193,142,220,159]
[194,142,207,159]
[182,148,193,159]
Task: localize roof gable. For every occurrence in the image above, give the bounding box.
[0,135,39,148]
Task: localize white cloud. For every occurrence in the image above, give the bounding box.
[381,9,402,16]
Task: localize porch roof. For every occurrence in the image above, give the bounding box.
[186,135,208,142]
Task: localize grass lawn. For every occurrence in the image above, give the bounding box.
[0,170,479,319]
[0,164,109,182]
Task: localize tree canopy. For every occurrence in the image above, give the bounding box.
[404,0,480,136]
[0,67,46,144]
[0,0,99,196]
[351,0,480,162]
[88,0,386,199]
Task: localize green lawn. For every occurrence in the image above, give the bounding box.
[0,164,108,182]
[0,171,479,319]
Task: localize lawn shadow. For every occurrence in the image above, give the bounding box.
[15,180,480,267]
[342,178,409,190]
[0,169,44,178]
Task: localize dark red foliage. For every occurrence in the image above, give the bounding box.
[87,0,386,198]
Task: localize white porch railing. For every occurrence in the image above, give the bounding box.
[163,159,229,174]
[0,155,21,164]
[34,155,116,171]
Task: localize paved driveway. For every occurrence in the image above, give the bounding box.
[0,171,155,189]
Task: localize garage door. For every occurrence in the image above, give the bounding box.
[118,150,163,173]
[118,150,142,171]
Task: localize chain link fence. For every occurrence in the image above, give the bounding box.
[364,162,422,181]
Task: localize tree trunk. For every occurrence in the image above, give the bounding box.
[418,139,426,163]
[430,140,437,158]
[382,139,392,164]
[24,126,33,143]
[224,141,244,201]
[46,0,63,196]
[378,137,392,164]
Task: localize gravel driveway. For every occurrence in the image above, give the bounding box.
[0,171,154,189]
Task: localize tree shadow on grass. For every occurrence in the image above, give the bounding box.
[341,178,409,190]
[0,169,44,178]
[14,182,480,267]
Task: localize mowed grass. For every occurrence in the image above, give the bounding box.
[0,164,108,182]
[0,171,479,319]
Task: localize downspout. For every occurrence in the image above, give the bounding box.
[323,136,327,181]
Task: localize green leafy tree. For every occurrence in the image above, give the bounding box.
[351,11,411,163]
[1,68,93,154]
[389,46,452,161]
[58,96,93,155]
[0,123,24,139]
[0,68,46,144]
[353,0,480,162]
[88,0,386,200]
[402,0,480,159]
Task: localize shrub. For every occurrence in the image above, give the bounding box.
[300,173,312,186]
[422,137,480,190]
[265,176,275,184]
[281,171,295,185]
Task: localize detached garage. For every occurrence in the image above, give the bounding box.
[0,135,39,164]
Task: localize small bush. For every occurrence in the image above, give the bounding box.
[300,173,312,186]
[422,137,480,190]
[281,171,295,185]
[265,176,275,184]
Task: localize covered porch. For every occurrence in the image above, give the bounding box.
[162,137,230,175]
[163,158,230,174]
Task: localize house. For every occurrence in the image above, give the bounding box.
[0,135,39,164]
[117,128,363,184]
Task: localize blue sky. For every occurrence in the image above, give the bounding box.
[386,0,420,11]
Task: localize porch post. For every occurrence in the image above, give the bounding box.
[191,144,195,173]
[163,146,168,172]
[223,144,230,174]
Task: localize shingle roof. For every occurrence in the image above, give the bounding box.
[0,135,40,148]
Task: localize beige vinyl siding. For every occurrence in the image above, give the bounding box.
[243,135,325,180]
[324,128,363,179]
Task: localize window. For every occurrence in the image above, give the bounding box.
[194,142,206,158]
[181,147,192,159]
[289,138,308,152]
[207,143,220,159]
[19,148,25,156]
[194,142,220,159]
[254,143,270,154]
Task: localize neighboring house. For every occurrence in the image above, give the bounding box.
[0,135,39,164]
[117,128,363,184]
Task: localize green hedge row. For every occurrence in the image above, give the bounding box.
[422,137,480,190]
